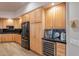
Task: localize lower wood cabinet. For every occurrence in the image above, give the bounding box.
[0,34,21,45]
[14,34,21,45]
[56,42,66,56]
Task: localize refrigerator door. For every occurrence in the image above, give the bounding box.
[21,22,30,50]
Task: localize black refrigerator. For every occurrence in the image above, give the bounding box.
[21,22,30,50]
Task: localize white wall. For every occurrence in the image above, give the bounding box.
[0,11,15,18]
[67,2,79,56]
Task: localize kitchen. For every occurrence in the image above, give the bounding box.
[0,2,66,56]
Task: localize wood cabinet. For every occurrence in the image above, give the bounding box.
[30,8,43,23]
[30,23,36,52]
[14,34,21,45]
[22,14,30,23]
[56,42,66,56]
[45,8,54,29]
[0,18,22,29]
[30,22,43,55]
[29,10,36,23]
[0,34,21,44]
[54,3,66,29]
[0,34,14,42]
[29,8,45,55]
[45,3,66,29]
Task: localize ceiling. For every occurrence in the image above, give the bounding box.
[0,2,28,11]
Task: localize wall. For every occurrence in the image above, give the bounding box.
[67,2,79,56]
[0,11,15,18]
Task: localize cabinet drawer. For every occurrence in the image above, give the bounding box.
[56,43,66,56]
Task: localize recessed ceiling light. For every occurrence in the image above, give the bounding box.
[52,3,54,5]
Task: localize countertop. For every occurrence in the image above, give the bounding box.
[42,38,66,44]
[0,29,22,34]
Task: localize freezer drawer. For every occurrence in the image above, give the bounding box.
[21,39,30,50]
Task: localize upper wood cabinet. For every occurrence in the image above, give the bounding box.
[30,8,43,23]
[0,19,3,29]
[45,8,54,29]
[22,13,30,23]
[0,18,22,29]
[45,3,66,29]
[54,3,66,29]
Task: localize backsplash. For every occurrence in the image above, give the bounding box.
[44,29,66,42]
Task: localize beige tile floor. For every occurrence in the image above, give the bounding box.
[0,42,38,56]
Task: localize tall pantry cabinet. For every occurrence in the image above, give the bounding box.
[30,8,45,55]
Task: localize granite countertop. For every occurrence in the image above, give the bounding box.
[0,29,22,34]
[42,38,66,44]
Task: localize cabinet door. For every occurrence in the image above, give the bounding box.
[30,23,36,51]
[45,8,53,29]
[1,34,4,42]
[0,34,2,42]
[22,15,26,23]
[45,3,66,29]
[56,42,66,56]
[0,19,3,29]
[35,8,42,22]
[30,22,43,55]
[54,3,66,29]
[29,11,36,23]
[25,14,30,22]
[35,23,43,55]
[16,34,21,45]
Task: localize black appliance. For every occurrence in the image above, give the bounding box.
[43,40,55,56]
[21,22,30,50]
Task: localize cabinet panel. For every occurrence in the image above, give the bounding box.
[25,14,30,22]
[30,23,36,51]
[35,8,42,22]
[22,14,30,23]
[29,11,36,23]
[54,3,66,29]
[45,8,53,29]
[45,3,66,29]
[35,23,43,55]
[30,22,43,55]
[0,34,2,42]
[56,42,66,56]
[16,34,21,45]
[30,8,43,23]
[0,19,3,29]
